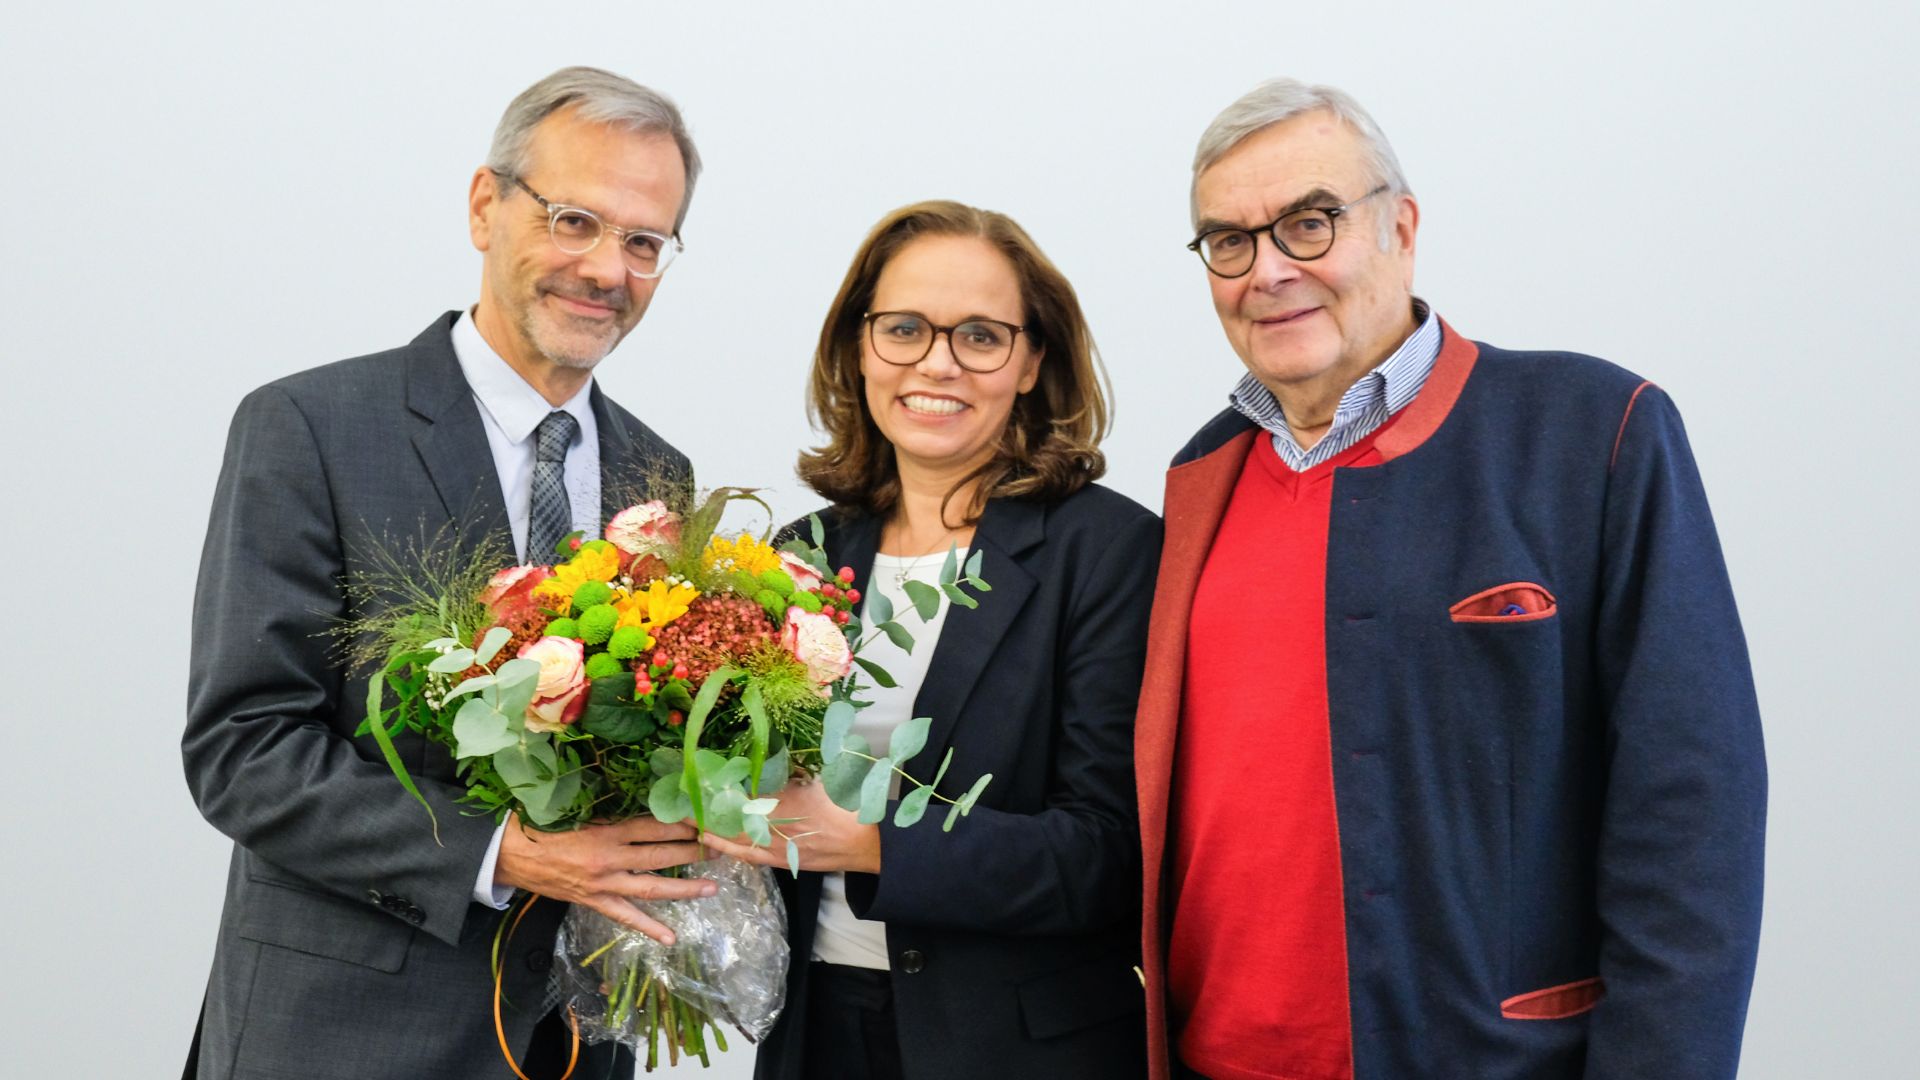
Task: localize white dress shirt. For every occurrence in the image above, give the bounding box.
[449,307,602,907]
[810,550,964,969]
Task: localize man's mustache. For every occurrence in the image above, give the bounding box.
[539,275,630,314]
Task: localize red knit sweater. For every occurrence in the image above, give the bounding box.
[1167,425,1391,1080]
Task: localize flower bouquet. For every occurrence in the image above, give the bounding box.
[350,488,991,1070]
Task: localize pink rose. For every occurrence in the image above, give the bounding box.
[780,607,853,686]
[518,636,588,734]
[777,551,825,593]
[605,501,682,556]
[480,565,552,621]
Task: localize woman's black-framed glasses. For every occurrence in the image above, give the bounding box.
[864,311,1027,373]
[500,172,683,279]
[1187,184,1389,278]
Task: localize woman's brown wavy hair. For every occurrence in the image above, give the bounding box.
[796,200,1111,522]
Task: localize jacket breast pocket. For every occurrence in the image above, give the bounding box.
[1016,954,1145,1041]
[1449,581,1558,623]
[238,875,414,973]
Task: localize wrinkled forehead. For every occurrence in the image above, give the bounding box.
[1194,112,1373,223]
[521,114,686,232]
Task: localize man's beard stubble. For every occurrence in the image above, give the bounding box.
[519,271,633,371]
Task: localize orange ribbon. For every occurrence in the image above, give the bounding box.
[493,895,580,1080]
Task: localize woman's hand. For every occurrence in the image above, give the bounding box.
[701,776,882,875]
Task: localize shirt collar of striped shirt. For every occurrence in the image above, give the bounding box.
[1228,298,1440,472]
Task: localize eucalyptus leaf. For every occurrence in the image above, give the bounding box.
[493,736,557,790]
[894,785,934,828]
[445,673,495,702]
[867,587,894,625]
[967,577,993,593]
[531,768,581,826]
[649,772,693,822]
[939,544,959,586]
[705,786,748,839]
[493,658,542,719]
[857,759,892,825]
[713,755,753,789]
[452,697,518,757]
[649,748,683,778]
[940,582,979,610]
[424,636,462,651]
[931,746,954,788]
[821,733,874,810]
[744,812,772,847]
[902,580,941,622]
[944,798,965,832]
[821,699,857,762]
[888,716,931,766]
[786,839,801,877]
[757,743,791,794]
[809,513,825,548]
[853,657,898,689]
[742,797,780,815]
[959,772,993,813]
[426,648,475,674]
[964,549,984,579]
[474,625,514,666]
[877,619,915,655]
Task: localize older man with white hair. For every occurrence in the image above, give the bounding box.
[1133,79,1766,1080]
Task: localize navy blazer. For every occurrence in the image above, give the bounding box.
[1137,322,1765,1080]
[754,483,1161,1080]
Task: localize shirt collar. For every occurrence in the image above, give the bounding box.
[450,307,596,445]
[1229,297,1438,437]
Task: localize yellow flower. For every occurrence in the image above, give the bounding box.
[703,532,782,577]
[615,578,700,632]
[533,545,622,601]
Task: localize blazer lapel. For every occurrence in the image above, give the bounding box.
[404,313,511,552]
[1136,428,1256,889]
[902,499,1044,779]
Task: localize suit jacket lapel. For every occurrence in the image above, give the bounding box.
[404,313,511,552]
[902,498,1044,779]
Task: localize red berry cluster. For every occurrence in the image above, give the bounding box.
[816,566,861,626]
[648,594,779,686]
[632,649,691,725]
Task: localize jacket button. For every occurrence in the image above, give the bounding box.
[366,889,385,906]
[402,904,426,926]
[899,949,926,974]
[525,949,552,974]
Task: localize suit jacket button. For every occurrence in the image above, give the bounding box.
[367,889,387,906]
[526,949,552,974]
[899,949,926,974]
[402,903,426,926]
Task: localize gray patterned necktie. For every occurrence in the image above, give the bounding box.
[527,410,579,562]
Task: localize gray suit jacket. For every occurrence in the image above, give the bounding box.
[183,313,690,1079]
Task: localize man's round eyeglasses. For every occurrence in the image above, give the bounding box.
[864,311,1027,373]
[1187,185,1389,278]
[499,172,683,279]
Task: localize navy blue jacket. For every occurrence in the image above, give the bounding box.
[756,484,1161,1080]
[1136,322,1766,1080]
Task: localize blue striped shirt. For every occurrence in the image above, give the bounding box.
[1228,300,1441,472]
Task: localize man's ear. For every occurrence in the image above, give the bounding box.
[1394,193,1420,287]
[468,167,499,253]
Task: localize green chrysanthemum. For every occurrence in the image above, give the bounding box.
[584,652,624,679]
[788,590,823,614]
[578,603,618,645]
[545,617,580,639]
[607,625,650,660]
[572,580,614,612]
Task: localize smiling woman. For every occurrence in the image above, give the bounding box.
[699,201,1161,1080]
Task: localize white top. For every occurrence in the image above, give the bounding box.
[810,549,965,970]
[450,308,601,563]
[449,306,602,907]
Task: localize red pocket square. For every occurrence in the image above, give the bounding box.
[1449,581,1558,623]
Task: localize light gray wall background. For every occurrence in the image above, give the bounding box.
[2,1,1913,1076]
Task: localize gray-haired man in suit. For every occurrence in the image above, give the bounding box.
[183,67,713,1079]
